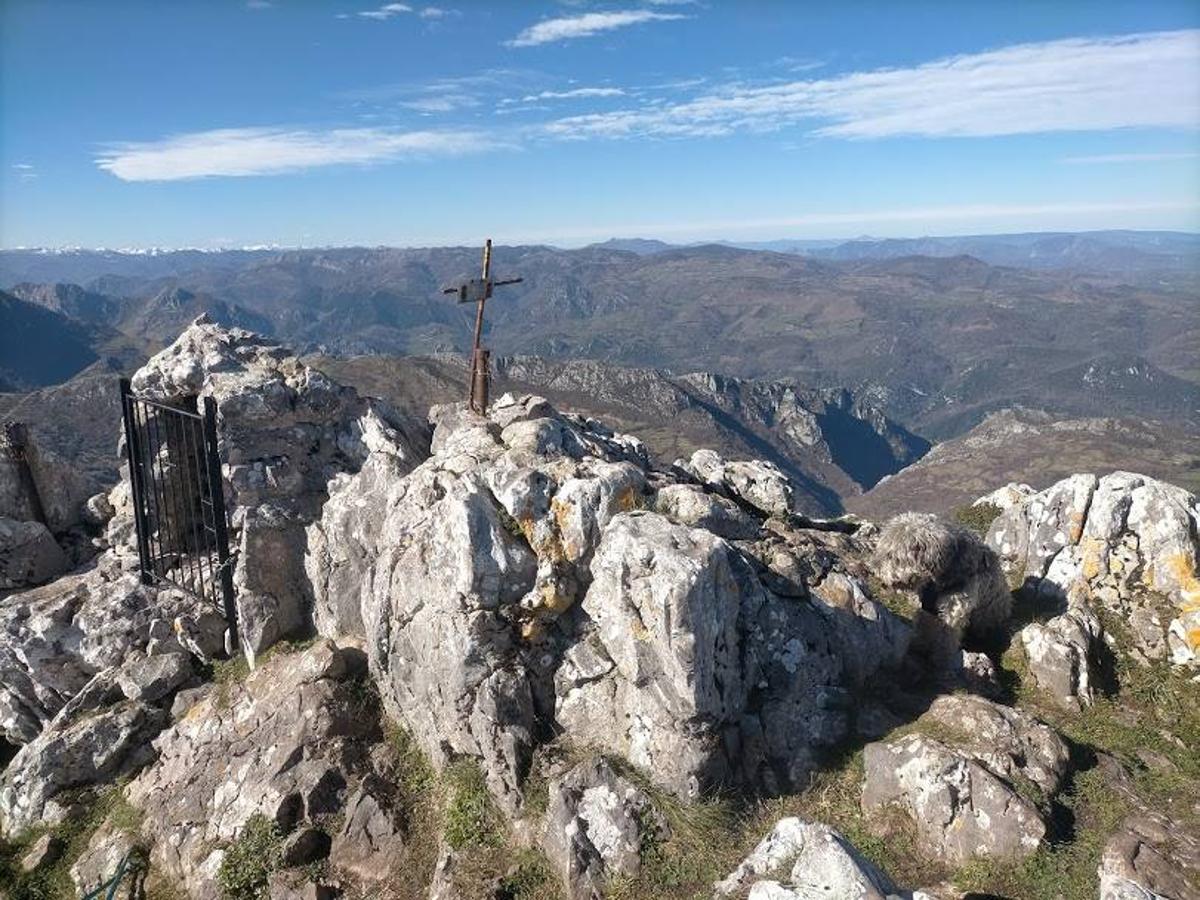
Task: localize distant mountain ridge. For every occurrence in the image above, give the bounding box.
[2,236,1196,440]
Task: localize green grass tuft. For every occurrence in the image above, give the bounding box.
[443,759,503,851]
[216,813,282,900]
[952,501,1003,536]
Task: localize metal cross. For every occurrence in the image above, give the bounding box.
[442,239,523,413]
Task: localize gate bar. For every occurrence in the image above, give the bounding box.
[119,379,154,586]
[201,396,238,650]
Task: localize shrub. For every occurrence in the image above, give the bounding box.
[952,502,1003,536]
[217,814,282,900]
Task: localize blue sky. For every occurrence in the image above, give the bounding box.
[2,1,1199,248]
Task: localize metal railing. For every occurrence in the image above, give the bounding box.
[119,378,237,649]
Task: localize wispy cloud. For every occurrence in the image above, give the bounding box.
[544,29,1200,139]
[418,6,457,19]
[521,87,626,102]
[245,0,274,9]
[506,10,687,48]
[96,127,493,181]
[1061,151,1200,164]
[356,3,410,20]
[11,163,37,180]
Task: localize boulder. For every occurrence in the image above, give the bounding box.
[540,757,665,899]
[124,640,390,898]
[328,775,407,882]
[917,694,1070,795]
[69,821,141,897]
[0,423,98,533]
[861,732,1048,864]
[558,511,907,798]
[972,482,1034,512]
[988,472,1200,667]
[0,699,166,834]
[0,568,190,746]
[0,516,67,591]
[677,448,794,517]
[1019,604,1104,710]
[1098,811,1200,900]
[115,651,192,704]
[715,817,899,899]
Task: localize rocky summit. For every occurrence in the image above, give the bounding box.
[1,320,1198,900]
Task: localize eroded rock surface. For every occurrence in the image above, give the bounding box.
[0,516,67,591]
[988,472,1200,666]
[861,695,1068,865]
[540,757,664,900]
[715,817,900,899]
[124,640,391,899]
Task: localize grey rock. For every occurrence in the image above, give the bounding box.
[861,732,1047,864]
[124,640,386,898]
[19,832,61,872]
[677,448,794,517]
[0,425,98,533]
[653,483,761,540]
[918,694,1070,794]
[540,757,663,899]
[715,817,899,899]
[69,822,140,897]
[116,651,192,703]
[0,700,167,834]
[0,568,189,746]
[0,517,67,591]
[1019,605,1104,710]
[329,776,406,882]
[1098,811,1200,900]
[987,471,1200,667]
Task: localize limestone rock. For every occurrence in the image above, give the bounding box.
[540,757,664,899]
[0,700,166,834]
[558,511,907,799]
[69,822,141,897]
[918,695,1070,795]
[1019,605,1104,709]
[677,448,794,517]
[125,640,389,898]
[988,472,1200,666]
[19,832,61,872]
[861,732,1047,864]
[0,424,98,533]
[653,483,761,540]
[715,817,899,899]
[115,651,192,703]
[0,517,67,591]
[972,482,1034,512]
[0,569,188,746]
[124,318,428,665]
[329,775,407,882]
[1098,811,1200,900]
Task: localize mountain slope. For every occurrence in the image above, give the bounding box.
[847,407,1200,519]
[0,292,113,389]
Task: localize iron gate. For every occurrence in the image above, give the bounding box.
[119,378,237,649]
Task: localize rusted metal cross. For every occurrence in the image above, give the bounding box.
[442,239,523,413]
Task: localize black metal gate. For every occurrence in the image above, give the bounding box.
[119,378,237,649]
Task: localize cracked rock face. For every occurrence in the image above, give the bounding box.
[987,472,1200,666]
[124,640,388,899]
[0,516,67,592]
[540,757,664,900]
[0,566,190,747]
[862,732,1046,864]
[715,817,899,900]
[311,390,909,812]
[125,317,429,665]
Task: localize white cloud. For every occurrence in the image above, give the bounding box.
[418,6,457,19]
[357,3,411,20]
[95,127,493,181]
[521,87,626,102]
[1062,151,1200,164]
[11,163,34,170]
[245,0,274,9]
[544,29,1200,139]
[506,10,686,48]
